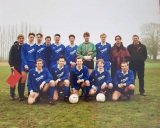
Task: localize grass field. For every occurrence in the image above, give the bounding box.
[0,62,160,128]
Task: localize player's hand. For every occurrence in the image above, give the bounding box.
[71,62,76,68]
[25,65,29,70]
[11,66,15,71]
[30,92,35,98]
[40,83,44,90]
[55,79,59,85]
[77,79,82,84]
[118,83,124,88]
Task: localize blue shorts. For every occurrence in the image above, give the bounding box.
[115,86,126,94]
[21,61,35,72]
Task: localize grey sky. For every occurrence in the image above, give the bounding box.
[0,0,160,46]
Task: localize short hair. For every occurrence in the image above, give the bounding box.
[133,35,139,38]
[115,35,122,40]
[100,33,107,37]
[69,34,75,39]
[121,61,128,65]
[28,33,35,37]
[97,59,104,64]
[36,33,43,37]
[83,32,90,37]
[76,56,83,61]
[58,55,65,60]
[36,58,43,63]
[45,36,51,40]
[17,34,24,39]
[54,34,61,37]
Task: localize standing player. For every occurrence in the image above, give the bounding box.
[95,33,111,71]
[65,34,78,70]
[36,33,47,68]
[20,33,36,101]
[76,32,96,75]
[27,59,55,105]
[44,36,52,69]
[8,34,24,100]
[50,34,65,69]
[127,35,147,96]
[89,59,113,99]
[110,35,130,80]
[50,56,70,102]
[112,62,135,101]
[70,56,90,102]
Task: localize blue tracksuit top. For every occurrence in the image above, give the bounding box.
[70,65,89,88]
[27,68,52,92]
[36,44,46,61]
[50,43,65,61]
[50,64,69,81]
[65,45,78,65]
[95,42,111,61]
[114,69,134,86]
[89,69,112,87]
[21,43,36,66]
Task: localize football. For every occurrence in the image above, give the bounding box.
[96,93,105,102]
[69,94,79,104]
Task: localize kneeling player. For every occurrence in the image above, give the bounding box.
[89,59,113,99]
[112,62,135,101]
[27,59,55,105]
[70,56,90,102]
[50,56,70,102]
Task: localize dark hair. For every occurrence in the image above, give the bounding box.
[58,55,65,60]
[45,36,51,40]
[83,32,90,37]
[115,35,122,40]
[54,34,61,37]
[69,34,75,39]
[133,35,139,38]
[121,61,128,65]
[36,33,43,37]
[76,56,82,60]
[28,33,35,37]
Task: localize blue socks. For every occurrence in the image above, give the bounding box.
[49,86,55,99]
[85,86,90,97]
[63,86,70,97]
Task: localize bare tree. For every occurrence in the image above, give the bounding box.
[141,23,160,60]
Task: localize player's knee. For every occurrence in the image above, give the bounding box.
[129,84,135,90]
[112,96,118,101]
[64,80,70,86]
[85,80,90,86]
[89,89,96,96]
[28,98,34,105]
[49,80,55,86]
[108,83,113,89]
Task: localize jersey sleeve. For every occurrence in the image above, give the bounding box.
[91,43,96,59]
[106,71,112,84]
[76,44,84,59]
[126,70,135,86]
[59,66,69,81]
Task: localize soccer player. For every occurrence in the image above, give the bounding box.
[36,33,47,68]
[50,34,65,69]
[127,35,147,96]
[50,56,70,102]
[65,34,78,70]
[112,62,135,101]
[8,34,24,100]
[27,59,55,105]
[89,59,113,99]
[110,35,130,80]
[70,56,90,102]
[44,36,52,69]
[95,33,111,71]
[76,32,96,75]
[20,33,36,101]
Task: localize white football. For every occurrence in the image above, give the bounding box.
[96,93,105,102]
[69,94,79,104]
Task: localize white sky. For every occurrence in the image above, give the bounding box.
[0,0,160,46]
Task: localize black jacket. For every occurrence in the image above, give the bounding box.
[127,42,147,63]
[8,41,22,71]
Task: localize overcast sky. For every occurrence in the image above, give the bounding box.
[0,0,160,46]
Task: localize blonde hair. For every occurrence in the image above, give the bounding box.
[17,34,24,39]
[100,33,107,38]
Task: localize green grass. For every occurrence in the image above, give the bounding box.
[0,62,160,128]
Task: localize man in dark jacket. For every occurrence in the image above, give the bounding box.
[110,35,130,80]
[8,34,24,100]
[127,35,147,96]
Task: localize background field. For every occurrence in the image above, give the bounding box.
[0,62,160,128]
